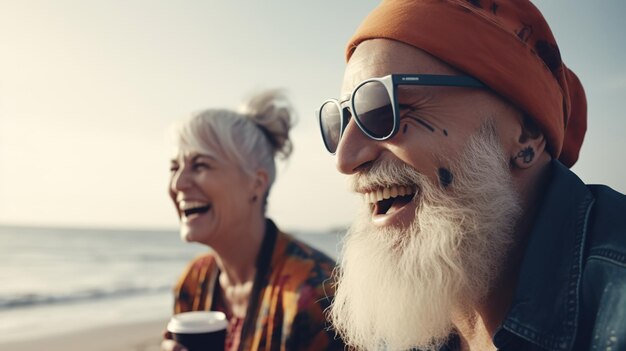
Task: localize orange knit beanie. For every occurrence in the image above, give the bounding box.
[347,0,587,167]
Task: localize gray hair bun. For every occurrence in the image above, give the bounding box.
[239,89,295,160]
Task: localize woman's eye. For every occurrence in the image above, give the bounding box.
[192,163,210,171]
[169,165,179,173]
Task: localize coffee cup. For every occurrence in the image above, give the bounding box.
[167,311,228,351]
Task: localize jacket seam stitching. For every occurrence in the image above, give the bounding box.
[587,252,626,268]
[568,196,595,349]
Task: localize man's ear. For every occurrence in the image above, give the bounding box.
[511,114,547,169]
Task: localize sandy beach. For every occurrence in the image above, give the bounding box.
[0,319,167,351]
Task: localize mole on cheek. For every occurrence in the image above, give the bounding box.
[438,168,454,187]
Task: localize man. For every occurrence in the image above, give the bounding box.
[318,1,626,350]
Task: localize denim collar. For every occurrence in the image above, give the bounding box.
[493,160,595,350]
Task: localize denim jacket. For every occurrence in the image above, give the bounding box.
[486,161,626,350]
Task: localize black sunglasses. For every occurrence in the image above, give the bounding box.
[317,74,486,154]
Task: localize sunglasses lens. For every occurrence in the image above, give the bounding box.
[319,101,342,153]
[353,81,394,139]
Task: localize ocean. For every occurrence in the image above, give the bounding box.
[0,225,342,344]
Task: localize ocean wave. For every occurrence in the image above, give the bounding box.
[0,284,173,310]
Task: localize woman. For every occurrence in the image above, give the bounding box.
[162,90,343,351]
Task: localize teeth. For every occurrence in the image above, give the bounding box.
[363,185,416,204]
[382,188,390,199]
[179,200,209,210]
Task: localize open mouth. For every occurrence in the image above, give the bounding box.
[364,185,417,216]
[179,201,211,217]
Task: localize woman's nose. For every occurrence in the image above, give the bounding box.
[171,167,191,192]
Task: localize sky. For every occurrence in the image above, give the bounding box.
[0,1,625,232]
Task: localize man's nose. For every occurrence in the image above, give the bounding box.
[336,117,382,175]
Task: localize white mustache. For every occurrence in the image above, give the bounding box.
[349,158,424,194]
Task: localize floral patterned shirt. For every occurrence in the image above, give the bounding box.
[172,219,344,351]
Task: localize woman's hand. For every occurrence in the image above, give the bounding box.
[161,339,188,351]
[161,330,188,351]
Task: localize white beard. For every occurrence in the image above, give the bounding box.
[330,123,522,351]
